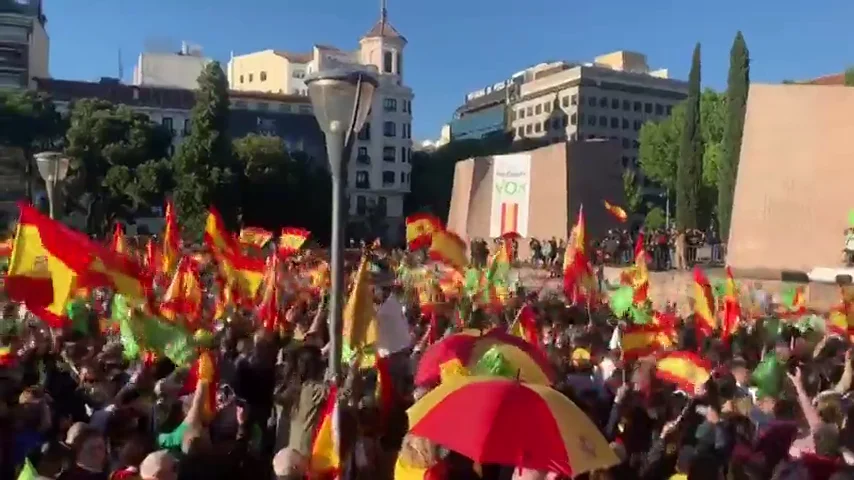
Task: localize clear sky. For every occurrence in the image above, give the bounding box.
[47,0,854,141]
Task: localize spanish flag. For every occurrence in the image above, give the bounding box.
[159,257,203,324]
[621,324,673,360]
[257,255,281,331]
[827,286,854,338]
[238,226,273,248]
[143,238,159,273]
[0,345,14,367]
[181,349,218,422]
[692,267,716,339]
[110,223,127,254]
[205,209,265,300]
[427,230,467,271]
[631,233,649,304]
[603,200,628,223]
[204,207,239,254]
[654,351,712,394]
[509,304,540,347]
[721,266,741,342]
[278,227,310,257]
[161,200,181,274]
[562,205,586,275]
[309,385,340,478]
[405,213,442,250]
[343,255,378,352]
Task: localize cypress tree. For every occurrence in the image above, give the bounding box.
[717,32,750,242]
[172,61,240,238]
[676,43,703,230]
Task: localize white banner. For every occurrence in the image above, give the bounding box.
[489,153,532,238]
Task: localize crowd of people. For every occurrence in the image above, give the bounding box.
[3,218,854,480]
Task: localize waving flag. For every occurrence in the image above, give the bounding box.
[309,385,340,478]
[181,350,219,422]
[509,304,540,348]
[238,227,273,248]
[692,267,716,339]
[631,233,649,304]
[205,208,265,300]
[406,213,442,250]
[257,255,281,331]
[343,255,378,352]
[655,351,712,394]
[603,200,628,223]
[621,324,674,360]
[204,207,239,254]
[562,206,598,305]
[159,257,203,324]
[161,200,181,274]
[721,267,741,342]
[278,227,310,257]
[428,230,468,271]
[110,223,127,254]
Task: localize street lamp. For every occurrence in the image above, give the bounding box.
[34,152,70,219]
[304,67,377,382]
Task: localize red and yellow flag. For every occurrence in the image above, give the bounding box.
[204,207,239,254]
[143,238,159,273]
[632,233,649,304]
[257,255,281,331]
[159,257,203,324]
[278,227,310,257]
[621,324,673,360]
[238,227,273,248]
[509,304,540,348]
[405,213,442,250]
[563,205,586,272]
[181,350,219,422]
[692,267,716,339]
[343,255,378,351]
[721,266,741,342]
[161,200,181,274]
[204,208,265,301]
[655,351,712,394]
[0,238,12,258]
[603,200,628,223]
[427,230,467,270]
[110,223,127,254]
[309,385,340,478]
[0,345,15,367]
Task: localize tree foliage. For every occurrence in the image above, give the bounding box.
[644,207,666,230]
[718,31,750,242]
[63,99,173,235]
[622,169,643,215]
[172,61,240,239]
[845,68,854,87]
[676,43,704,230]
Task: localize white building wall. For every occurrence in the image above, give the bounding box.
[133,52,211,90]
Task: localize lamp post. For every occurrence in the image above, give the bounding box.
[304,67,377,382]
[34,152,70,219]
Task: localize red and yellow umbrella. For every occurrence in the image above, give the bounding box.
[414,329,554,387]
[408,376,618,476]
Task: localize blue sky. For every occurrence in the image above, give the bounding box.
[47,0,854,141]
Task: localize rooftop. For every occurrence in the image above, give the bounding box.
[803,73,845,85]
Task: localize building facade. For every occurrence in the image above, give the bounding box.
[33,77,327,164]
[132,42,212,90]
[508,51,688,181]
[0,0,48,89]
[227,3,413,241]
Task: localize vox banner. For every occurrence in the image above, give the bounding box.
[490,153,532,238]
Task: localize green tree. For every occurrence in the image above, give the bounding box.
[622,169,643,215]
[638,106,683,194]
[172,61,240,239]
[718,31,750,242]
[845,67,854,87]
[63,99,173,235]
[0,91,63,201]
[675,43,703,230]
[644,207,666,230]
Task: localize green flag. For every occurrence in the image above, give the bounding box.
[751,353,784,398]
[17,458,37,480]
[848,209,854,227]
[65,298,89,335]
[608,285,634,318]
[113,295,196,366]
[472,346,515,379]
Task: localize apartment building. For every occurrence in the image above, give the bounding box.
[508,51,688,176]
[133,42,212,90]
[0,0,48,89]
[33,77,327,163]
[226,2,413,242]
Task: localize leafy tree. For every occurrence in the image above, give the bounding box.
[622,169,643,215]
[845,68,854,87]
[63,99,173,236]
[718,32,750,242]
[676,43,704,230]
[644,207,666,230]
[638,106,683,194]
[172,61,240,239]
[0,90,64,201]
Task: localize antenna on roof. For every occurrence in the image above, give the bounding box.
[381,0,387,22]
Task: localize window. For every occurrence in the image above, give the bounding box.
[526,124,533,134]
[644,103,653,114]
[599,97,608,108]
[571,94,578,106]
[610,117,619,129]
[356,196,367,215]
[570,113,577,125]
[357,146,370,164]
[383,146,396,162]
[382,171,395,186]
[239,75,244,84]
[383,98,398,112]
[183,119,191,135]
[377,196,388,216]
[526,106,533,116]
[162,117,173,132]
[400,147,406,163]
[534,123,542,133]
[621,118,629,129]
[383,51,394,73]
[257,102,269,111]
[292,70,305,79]
[535,104,542,115]
[598,116,607,127]
[655,103,663,115]
[622,100,631,111]
[633,120,642,131]
[622,138,630,148]
[588,96,597,107]
[517,127,524,137]
[518,109,525,119]
[633,101,641,112]
[260,71,267,81]
[622,156,629,168]
[562,96,569,108]
[396,52,403,76]
[358,123,371,140]
[611,98,620,109]
[544,102,551,113]
[400,172,406,183]
[383,121,396,137]
[587,115,596,126]
[355,172,370,190]
[248,73,254,82]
